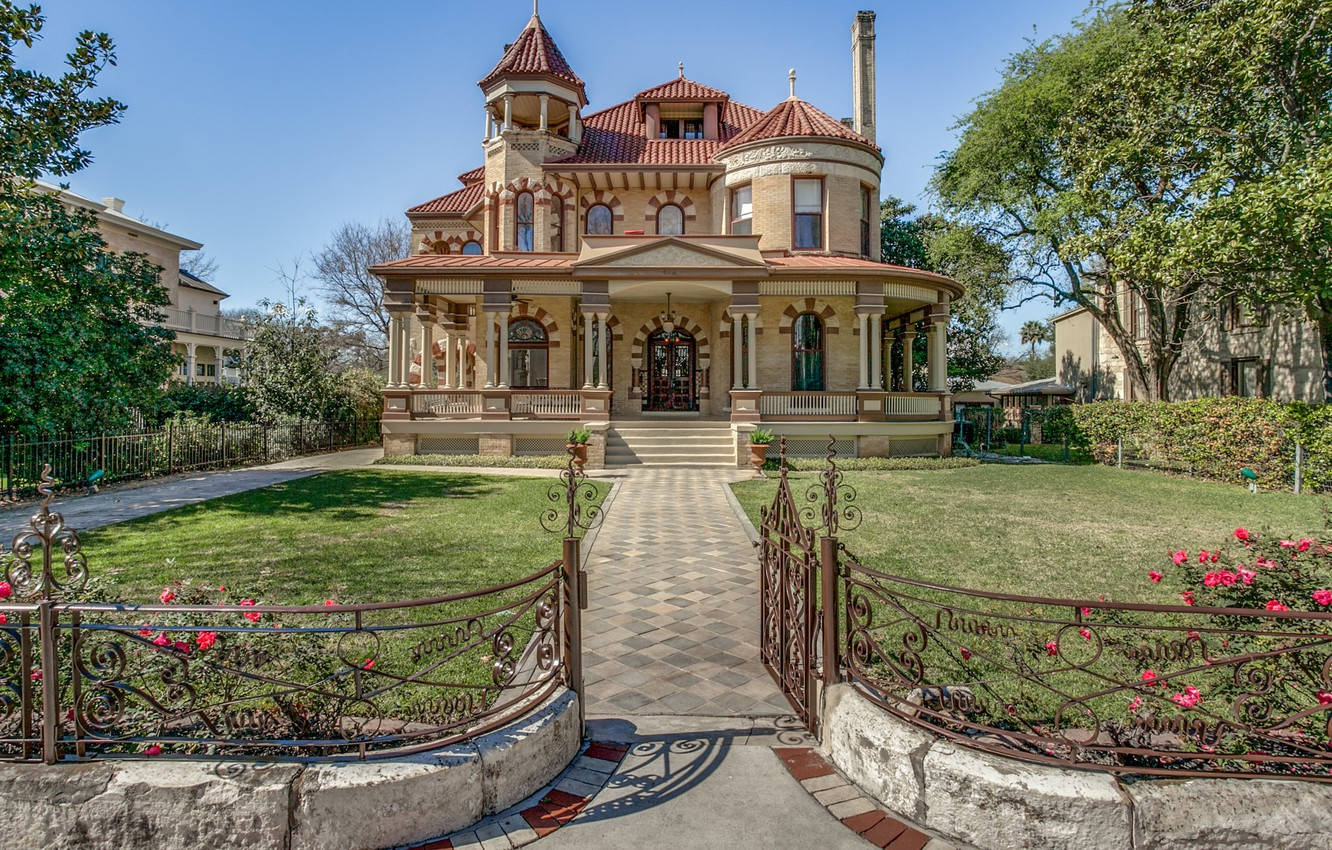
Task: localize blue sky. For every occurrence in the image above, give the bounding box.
[32,0,1082,353]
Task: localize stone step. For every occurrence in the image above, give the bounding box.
[606,456,734,467]
[606,435,733,447]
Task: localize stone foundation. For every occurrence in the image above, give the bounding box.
[822,684,1332,850]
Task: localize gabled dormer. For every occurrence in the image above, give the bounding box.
[634,72,729,141]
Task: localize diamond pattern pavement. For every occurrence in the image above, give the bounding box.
[582,467,789,717]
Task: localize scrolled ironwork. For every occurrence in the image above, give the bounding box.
[539,446,603,538]
[800,435,861,536]
[4,464,89,599]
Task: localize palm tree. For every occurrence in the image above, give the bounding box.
[1020,320,1050,359]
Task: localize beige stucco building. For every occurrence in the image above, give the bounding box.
[374,9,963,466]
[1053,299,1325,402]
[42,181,246,385]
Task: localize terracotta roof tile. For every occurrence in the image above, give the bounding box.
[719,97,878,152]
[478,16,584,92]
[634,77,730,102]
[551,96,765,166]
[765,254,900,270]
[407,181,485,216]
[457,166,484,184]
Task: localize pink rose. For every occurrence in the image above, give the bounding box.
[1171,550,1188,565]
[1129,697,1143,712]
[0,581,12,600]
[1079,628,1091,640]
[1080,607,1092,616]
[1234,528,1251,543]
[1045,641,1059,656]
[1298,538,1314,552]
[144,745,162,756]
[1265,600,1289,612]
[1182,590,1196,606]
[362,658,375,669]
[1210,551,1220,563]
[1141,669,1158,685]
[240,599,261,622]
[173,641,190,654]
[1238,568,1256,585]
[1171,685,1202,708]
[960,648,972,660]
[1197,550,1210,563]
[152,633,169,647]
[1149,570,1163,583]
[1203,572,1220,587]
[196,631,217,651]
[1313,590,1332,607]
[159,588,176,604]
[323,599,336,607]
[1218,571,1236,586]
[1317,692,1332,707]
[1279,540,1297,549]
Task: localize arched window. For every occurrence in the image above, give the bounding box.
[428,239,450,255]
[657,204,684,236]
[515,192,534,252]
[791,312,825,391]
[508,317,549,388]
[461,240,482,254]
[586,203,613,235]
[552,195,565,252]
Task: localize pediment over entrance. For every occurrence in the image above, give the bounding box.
[574,235,767,277]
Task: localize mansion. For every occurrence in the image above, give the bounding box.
[375,7,963,466]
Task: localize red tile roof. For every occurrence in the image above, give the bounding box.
[719,97,878,152]
[407,181,485,216]
[550,96,765,166]
[765,254,898,270]
[634,77,730,102]
[373,253,574,272]
[457,166,484,184]
[478,16,584,93]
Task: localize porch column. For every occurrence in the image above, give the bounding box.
[214,349,224,385]
[185,342,197,385]
[539,94,549,131]
[484,313,497,388]
[870,313,883,389]
[884,332,896,392]
[568,104,582,143]
[387,315,400,386]
[483,108,491,141]
[929,314,949,392]
[419,320,436,389]
[857,313,870,389]
[582,312,594,388]
[731,313,743,389]
[595,313,608,389]
[502,95,513,131]
[901,328,917,393]
[458,335,469,388]
[441,331,454,389]
[498,308,511,388]
[745,313,758,389]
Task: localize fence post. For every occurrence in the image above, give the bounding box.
[821,536,840,691]
[1117,435,1124,469]
[263,424,269,463]
[167,420,175,475]
[37,601,58,764]
[562,536,584,731]
[3,432,12,501]
[297,422,304,454]
[220,421,227,468]
[985,406,993,450]
[1294,440,1303,496]
[1019,411,1027,456]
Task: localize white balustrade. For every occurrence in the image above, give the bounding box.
[881,393,942,415]
[512,392,583,417]
[412,392,484,415]
[759,392,858,418]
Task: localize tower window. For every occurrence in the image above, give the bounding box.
[515,191,534,252]
[657,204,684,236]
[586,203,613,235]
[861,187,875,258]
[730,185,752,235]
[793,178,823,250]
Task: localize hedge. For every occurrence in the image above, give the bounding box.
[376,453,570,469]
[769,456,980,472]
[1069,398,1332,493]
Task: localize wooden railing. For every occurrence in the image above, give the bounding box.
[411,392,484,416]
[512,391,583,418]
[760,392,859,419]
[880,393,943,416]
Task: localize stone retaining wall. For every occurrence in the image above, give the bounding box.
[822,683,1332,850]
[0,689,580,850]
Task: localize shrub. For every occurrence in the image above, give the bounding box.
[765,456,979,472]
[376,454,569,469]
[149,383,254,423]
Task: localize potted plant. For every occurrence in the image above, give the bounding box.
[749,427,775,471]
[566,428,592,469]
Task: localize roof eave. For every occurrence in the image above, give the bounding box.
[716,133,883,162]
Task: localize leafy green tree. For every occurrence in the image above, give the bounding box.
[0,3,176,433]
[880,198,1007,391]
[238,300,372,422]
[1087,0,1332,401]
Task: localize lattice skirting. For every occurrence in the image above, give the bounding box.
[514,435,567,456]
[418,436,481,455]
[783,437,857,459]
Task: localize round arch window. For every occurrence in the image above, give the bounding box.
[657,204,684,236]
[791,312,825,391]
[508,317,549,388]
[586,203,613,235]
[461,240,482,254]
[515,192,534,251]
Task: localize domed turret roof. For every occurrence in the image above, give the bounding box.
[718,96,878,152]
[478,13,586,102]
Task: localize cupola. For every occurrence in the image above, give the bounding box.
[478,2,587,142]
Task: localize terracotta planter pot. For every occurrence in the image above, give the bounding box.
[749,443,768,471]
[568,443,588,469]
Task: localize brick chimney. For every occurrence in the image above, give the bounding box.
[851,10,876,144]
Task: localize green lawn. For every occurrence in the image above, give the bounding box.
[991,442,1094,464]
[82,469,600,603]
[731,463,1326,602]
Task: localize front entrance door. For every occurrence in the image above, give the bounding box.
[645,328,697,411]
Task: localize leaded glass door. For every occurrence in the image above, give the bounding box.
[645,328,697,411]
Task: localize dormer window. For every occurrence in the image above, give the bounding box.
[659,118,703,139]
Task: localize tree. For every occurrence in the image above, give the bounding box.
[1091,0,1332,401]
[311,219,409,373]
[880,197,1007,391]
[935,11,1221,402]
[238,299,351,422]
[0,3,177,434]
[1019,320,1050,360]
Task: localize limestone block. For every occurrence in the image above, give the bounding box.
[920,741,1131,850]
[475,689,581,814]
[1130,778,1332,849]
[822,683,933,822]
[383,432,415,456]
[290,748,482,850]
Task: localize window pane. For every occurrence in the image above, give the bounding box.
[683,120,703,139]
[794,213,822,249]
[731,218,752,235]
[461,240,482,254]
[732,185,752,218]
[517,225,533,252]
[794,179,822,212]
[658,204,684,235]
[587,204,612,234]
[516,193,533,224]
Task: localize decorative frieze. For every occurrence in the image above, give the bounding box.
[760,280,855,296]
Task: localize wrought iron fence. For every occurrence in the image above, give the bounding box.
[0,467,565,762]
[1,418,381,502]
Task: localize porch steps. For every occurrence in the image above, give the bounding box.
[606,421,735,467]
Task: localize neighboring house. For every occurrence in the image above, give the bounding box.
[39,181,246,385]
[1053,299,1325,403]
[990,377,1075,425]
[373,9,964,465]
[952,380,1013,409]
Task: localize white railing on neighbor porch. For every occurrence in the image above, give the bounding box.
[760,392,859,419]
[512,391,583,417]
[413,392,484,416]
[161,306,248,340]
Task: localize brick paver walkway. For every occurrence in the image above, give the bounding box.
[581,467,789,717]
